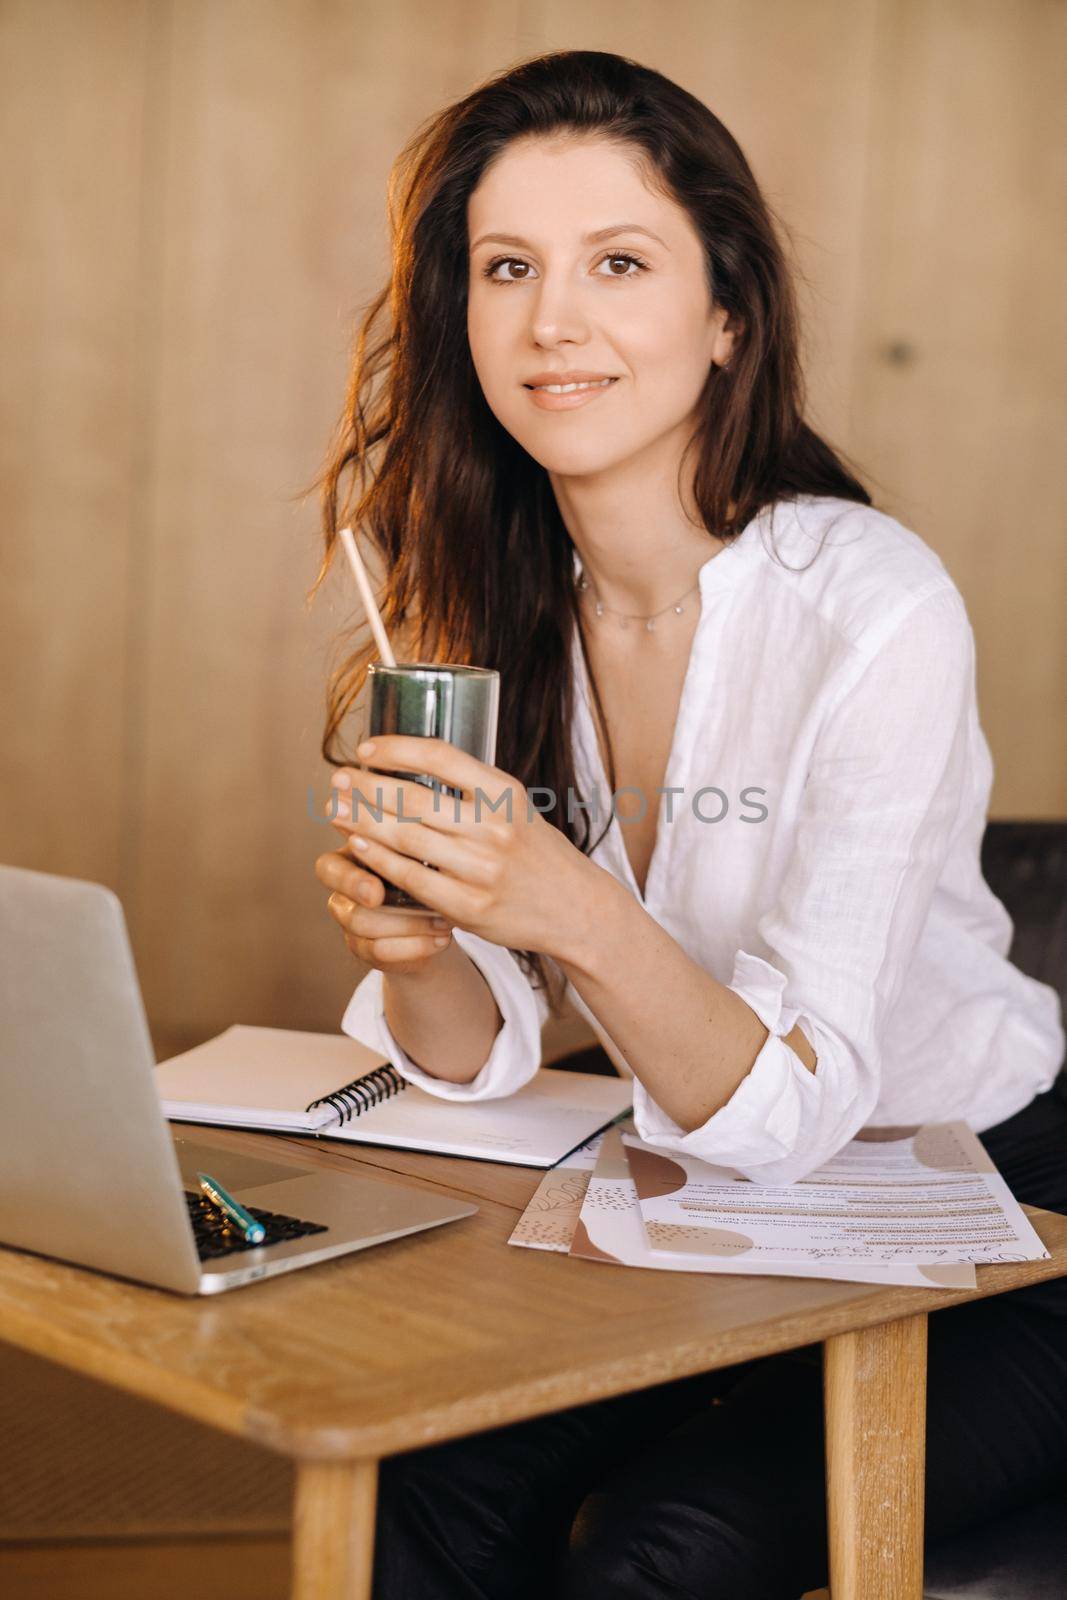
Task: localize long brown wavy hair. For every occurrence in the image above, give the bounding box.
[307,48,873,1016]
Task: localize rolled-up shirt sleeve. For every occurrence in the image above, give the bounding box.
[340,927,549,1101]
[632,583,977,1183]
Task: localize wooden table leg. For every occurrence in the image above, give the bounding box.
[292,1458,379,1600]
[823,1312,927,1600]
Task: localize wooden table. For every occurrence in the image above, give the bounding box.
[1,1124,1065,1600]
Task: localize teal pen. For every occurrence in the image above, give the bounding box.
[196,1172,266,1245]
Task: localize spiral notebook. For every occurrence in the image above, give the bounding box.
[155,1024,631,1168]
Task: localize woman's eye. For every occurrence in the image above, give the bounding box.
[595,253,648,278]
[480,252,649,284]
[483,258,533,283]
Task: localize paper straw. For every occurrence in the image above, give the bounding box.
[337,526,397,667]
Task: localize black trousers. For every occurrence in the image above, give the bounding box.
[373,1074,1067,1599]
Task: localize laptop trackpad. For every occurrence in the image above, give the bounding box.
[170,1134,309,1191]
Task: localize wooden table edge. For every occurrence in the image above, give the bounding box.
[2,1209,1063,1464]
[241,1206,1067,1460]
[0,1307,258,1449]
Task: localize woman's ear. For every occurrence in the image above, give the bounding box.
[711,307,742,369]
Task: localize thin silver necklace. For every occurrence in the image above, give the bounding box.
[574,568,700,632]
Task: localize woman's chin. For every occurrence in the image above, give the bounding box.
[520,438,636,480]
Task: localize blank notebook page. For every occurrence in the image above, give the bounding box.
[156,1023,632,1166]
[155,1024,388,1126]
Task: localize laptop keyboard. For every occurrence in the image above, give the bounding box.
[184,1192,329,1261]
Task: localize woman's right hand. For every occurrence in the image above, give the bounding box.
[314,846,455,978]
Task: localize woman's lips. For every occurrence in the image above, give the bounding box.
[524,377,620,411]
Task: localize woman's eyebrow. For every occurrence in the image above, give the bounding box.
[470,223,669,251]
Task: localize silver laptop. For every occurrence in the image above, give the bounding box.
[0,864,476,1294]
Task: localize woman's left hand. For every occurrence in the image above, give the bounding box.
[327,735,593,957]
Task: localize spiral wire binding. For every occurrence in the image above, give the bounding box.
[305,1063,407,1127]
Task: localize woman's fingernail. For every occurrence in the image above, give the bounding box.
[433,935,449,947]
[335,798,351,820]
[357,740,376,757]
[431,918,449,929]
[331,771,352,790]
[350,835,369,852]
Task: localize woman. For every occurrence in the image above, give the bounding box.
[311,49,1067,1600]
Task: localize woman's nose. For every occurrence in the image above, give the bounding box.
[528,274,590,347]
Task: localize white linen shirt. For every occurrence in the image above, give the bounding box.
[340,495,1064,1183]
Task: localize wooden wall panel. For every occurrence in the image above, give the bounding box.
[0,0,151,886]
[849,0,1067,816]
[128,0,524,1055]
